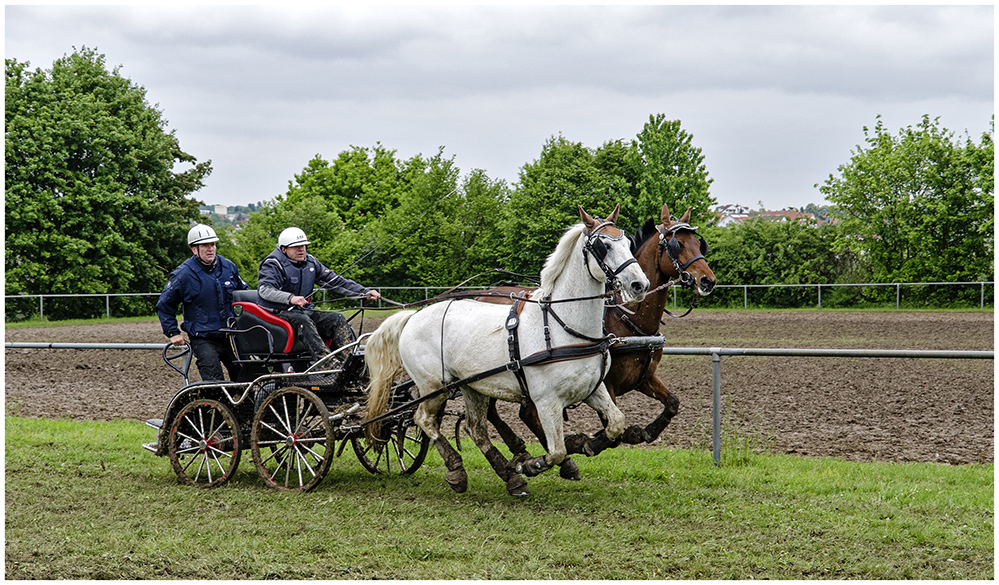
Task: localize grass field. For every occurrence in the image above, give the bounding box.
[5,416,993,579]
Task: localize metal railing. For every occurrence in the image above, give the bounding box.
[713,281,994,309]
[5,341,992,467]
[660,347,994,465]
[4,281,994,321]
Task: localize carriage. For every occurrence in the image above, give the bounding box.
[143,289,431,491]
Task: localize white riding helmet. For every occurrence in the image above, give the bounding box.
[187,224,219,246]
[278,227,310,248]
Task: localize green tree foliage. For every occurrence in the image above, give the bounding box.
[5,48,209,318]
[353,150,511,300]
[501,135,631,276]
[701,219,853,307]
[819,115,994,290]
[232,146,510,303]
[284,144,405,231]
[229,145,412,287]
[628,114,716,225]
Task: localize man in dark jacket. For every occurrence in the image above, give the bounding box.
[257,227,381,364]
[156,224,247,381]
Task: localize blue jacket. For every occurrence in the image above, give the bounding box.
[156,255,247,338]
[257,247,368,311]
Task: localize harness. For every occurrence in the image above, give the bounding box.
[364,220,633,428]
[658,222,708,287]
[504,296,613,400]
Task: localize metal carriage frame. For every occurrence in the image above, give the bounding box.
[144,311,431,492]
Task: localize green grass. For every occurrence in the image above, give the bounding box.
[6,416,993,579]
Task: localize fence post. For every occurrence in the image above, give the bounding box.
[982,282,985,309]
[39,296,44,321]
[106,295,111,319]
[743,286,748,309]
[711,349,722,467]
[896,283,901,309]
[818,284,822,308]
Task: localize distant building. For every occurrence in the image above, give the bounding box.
[713,203,821,227]
[715,203,752,227]
[755,210,815,224]
[214,205,228,215]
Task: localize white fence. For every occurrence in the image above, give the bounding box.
[4,280,994,320]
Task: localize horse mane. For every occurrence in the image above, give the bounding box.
[532,223,586,300]
[630,218,659,254]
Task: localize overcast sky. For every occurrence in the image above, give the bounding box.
[5,4,994,211]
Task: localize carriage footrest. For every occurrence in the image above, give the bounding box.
[141,442,159,453]
[145,418,163,430]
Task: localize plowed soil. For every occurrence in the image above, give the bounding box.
[5,311,993,464]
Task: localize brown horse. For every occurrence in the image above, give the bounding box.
[478,203,716,476]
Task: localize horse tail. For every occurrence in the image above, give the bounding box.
[364,310,416,443]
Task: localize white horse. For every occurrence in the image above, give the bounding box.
[364,204,649,495]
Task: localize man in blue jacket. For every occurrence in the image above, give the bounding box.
[257,227,381,364]
[156,224,247,381]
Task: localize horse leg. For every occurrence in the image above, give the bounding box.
[638,373,680,442]
[466,392,530,496]
[513,401,580,481]
[576,383,626,457]
[486,398,529,463]
[514,398,565,478]
[414,393,467,493]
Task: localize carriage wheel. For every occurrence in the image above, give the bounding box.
[168,399,242,489]
[351,416,430,475]
[251,386,334,492]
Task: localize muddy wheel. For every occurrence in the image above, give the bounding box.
[168,399,242,489]
[251,386,334,492]
[351,417,430,475]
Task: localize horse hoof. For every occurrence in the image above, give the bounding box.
[506,474,530,496]
[620,425,647,445]
[510,451,533,467]
[582,431,618,457]
[446,468,468,493]
[558,458,581,481]
[564,433,590,455]
[518,456,551,478]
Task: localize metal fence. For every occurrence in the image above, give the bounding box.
[5,341,992,466]
[661,347,994,465]
[714,281,994,309]
[4,281,994,321]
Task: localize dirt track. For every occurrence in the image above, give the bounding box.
[5,311,993,464]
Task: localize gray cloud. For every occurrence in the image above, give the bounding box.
[5,4,993,210]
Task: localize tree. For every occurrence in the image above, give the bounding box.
[819,115,994,291]
[5,48,210,319]
[501,135,628,276]
[283,144,406,231]
[701,219,851,307]
[628,114,715,225]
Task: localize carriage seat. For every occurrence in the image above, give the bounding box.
[230,289,310,358]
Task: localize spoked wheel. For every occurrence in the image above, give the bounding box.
[168,399,242,489]
[352,416,430,475]
[251,386,334,492]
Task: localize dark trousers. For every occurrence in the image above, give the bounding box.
[276,309,356,360]
[190,334,241,382]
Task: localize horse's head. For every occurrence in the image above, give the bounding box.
[579,204,649,303]
[657,203,716,297]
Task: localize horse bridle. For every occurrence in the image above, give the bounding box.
[657,222,708,287]
[582,219,638,287]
